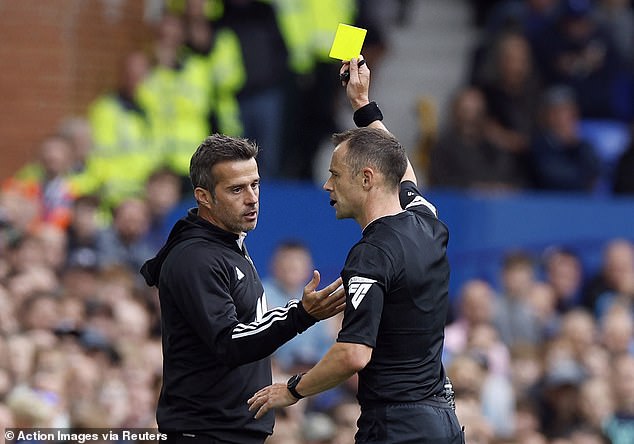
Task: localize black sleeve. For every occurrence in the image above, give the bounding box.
[227,299,316,367]
[166,246,317,368]
[337,243,392,348]
[399,180,438,217]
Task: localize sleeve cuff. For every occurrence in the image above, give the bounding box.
[295,301,318,333]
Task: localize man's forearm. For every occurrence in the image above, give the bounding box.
[296,342,371,397]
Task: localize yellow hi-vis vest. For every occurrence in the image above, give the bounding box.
[79,93,155,207]
[137,59,212,176]
[209,28,246,137]
[266,0,315,74]
[309,0,357,62]
[137,28,245,176]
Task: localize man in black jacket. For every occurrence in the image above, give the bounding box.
[140,134,344,444]
[248,58,464,443]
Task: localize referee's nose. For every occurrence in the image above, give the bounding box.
[323,176,333,192]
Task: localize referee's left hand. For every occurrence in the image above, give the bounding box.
[248,383,297,419]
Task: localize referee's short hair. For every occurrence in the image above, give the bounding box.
[190,134,259,196]
[332,127,407,189]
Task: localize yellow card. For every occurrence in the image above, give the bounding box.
[328,23,367,61]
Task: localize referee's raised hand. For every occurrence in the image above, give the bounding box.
[341,56,370,111]
[300,271,345,320]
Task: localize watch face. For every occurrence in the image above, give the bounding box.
[287,373,304,399]
[288,374,301,388]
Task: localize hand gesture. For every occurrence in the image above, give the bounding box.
[341,56,370,111]
[301,271,345,320]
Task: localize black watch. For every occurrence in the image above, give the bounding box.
[287,373,305,400]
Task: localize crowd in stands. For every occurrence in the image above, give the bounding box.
[0,0,634,443]
[431,0,634,195]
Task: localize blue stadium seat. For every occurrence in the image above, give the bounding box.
[578,119,631,194]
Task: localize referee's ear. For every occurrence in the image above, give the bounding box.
[361,167,375,190]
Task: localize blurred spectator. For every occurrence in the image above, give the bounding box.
[428,86,523,191]
[180,0,245,139]
[477,31,541,166]
[85,51,154,209]
[330,400,360,444]
[493,251,542,348]
[263,240,334,373]
[603,354,634,444]
[583,238,634,316]
[30,346,70,427]
[524,281,559,339]
[542,246,585,313]
[447,350,515,439]
[558,309,598,364]
[6,231,54,276]
[0,285,18,335]
[264,408,301,444]
[6,135,77,230]
[532,0,625,119]
[217,0,289,178]
[579,343,612,380]
[514,397,549,444]
[537,345,587,438]
[578,377,615,432]
[470,0,506,28]
[0,403,14,432]
[449,360,495,444]
[301,412,336,444]
[529,86,601,191]
[18,292,61,333]
[137,13,211,178]
[65,195,103,272]
[281,0,357,180]
[6,384,56,428]
[444,279,511,376]
[143,168,183,252]
[57,116,94,176]
[510,344,543,400]
[598,304,634,356]
[468,324,517,438]
[612,129,634,194]
[35,223,68,274]
[593,0,634,69]
[95,198,155,273]
[0,186,41,236]
[483,0,560,44]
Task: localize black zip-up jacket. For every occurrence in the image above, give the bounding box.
[140,209,317,442]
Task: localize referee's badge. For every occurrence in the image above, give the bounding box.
[348,276,376,309]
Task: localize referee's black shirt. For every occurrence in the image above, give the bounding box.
[337,181,450,408]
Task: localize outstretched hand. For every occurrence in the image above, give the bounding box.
[300,271,345,320]
[341,56,370,111]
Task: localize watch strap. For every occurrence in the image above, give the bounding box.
[287,373,305,400]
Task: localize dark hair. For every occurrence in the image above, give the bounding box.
[332,127,407,189]
[502,251,534,271]
[275,239,310,254]
[189,134,258,194]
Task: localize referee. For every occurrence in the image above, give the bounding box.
[248,57,464,443]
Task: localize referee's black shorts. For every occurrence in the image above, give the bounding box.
[355,398,465,444]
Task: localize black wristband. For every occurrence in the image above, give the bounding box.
[353,101,383,127]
